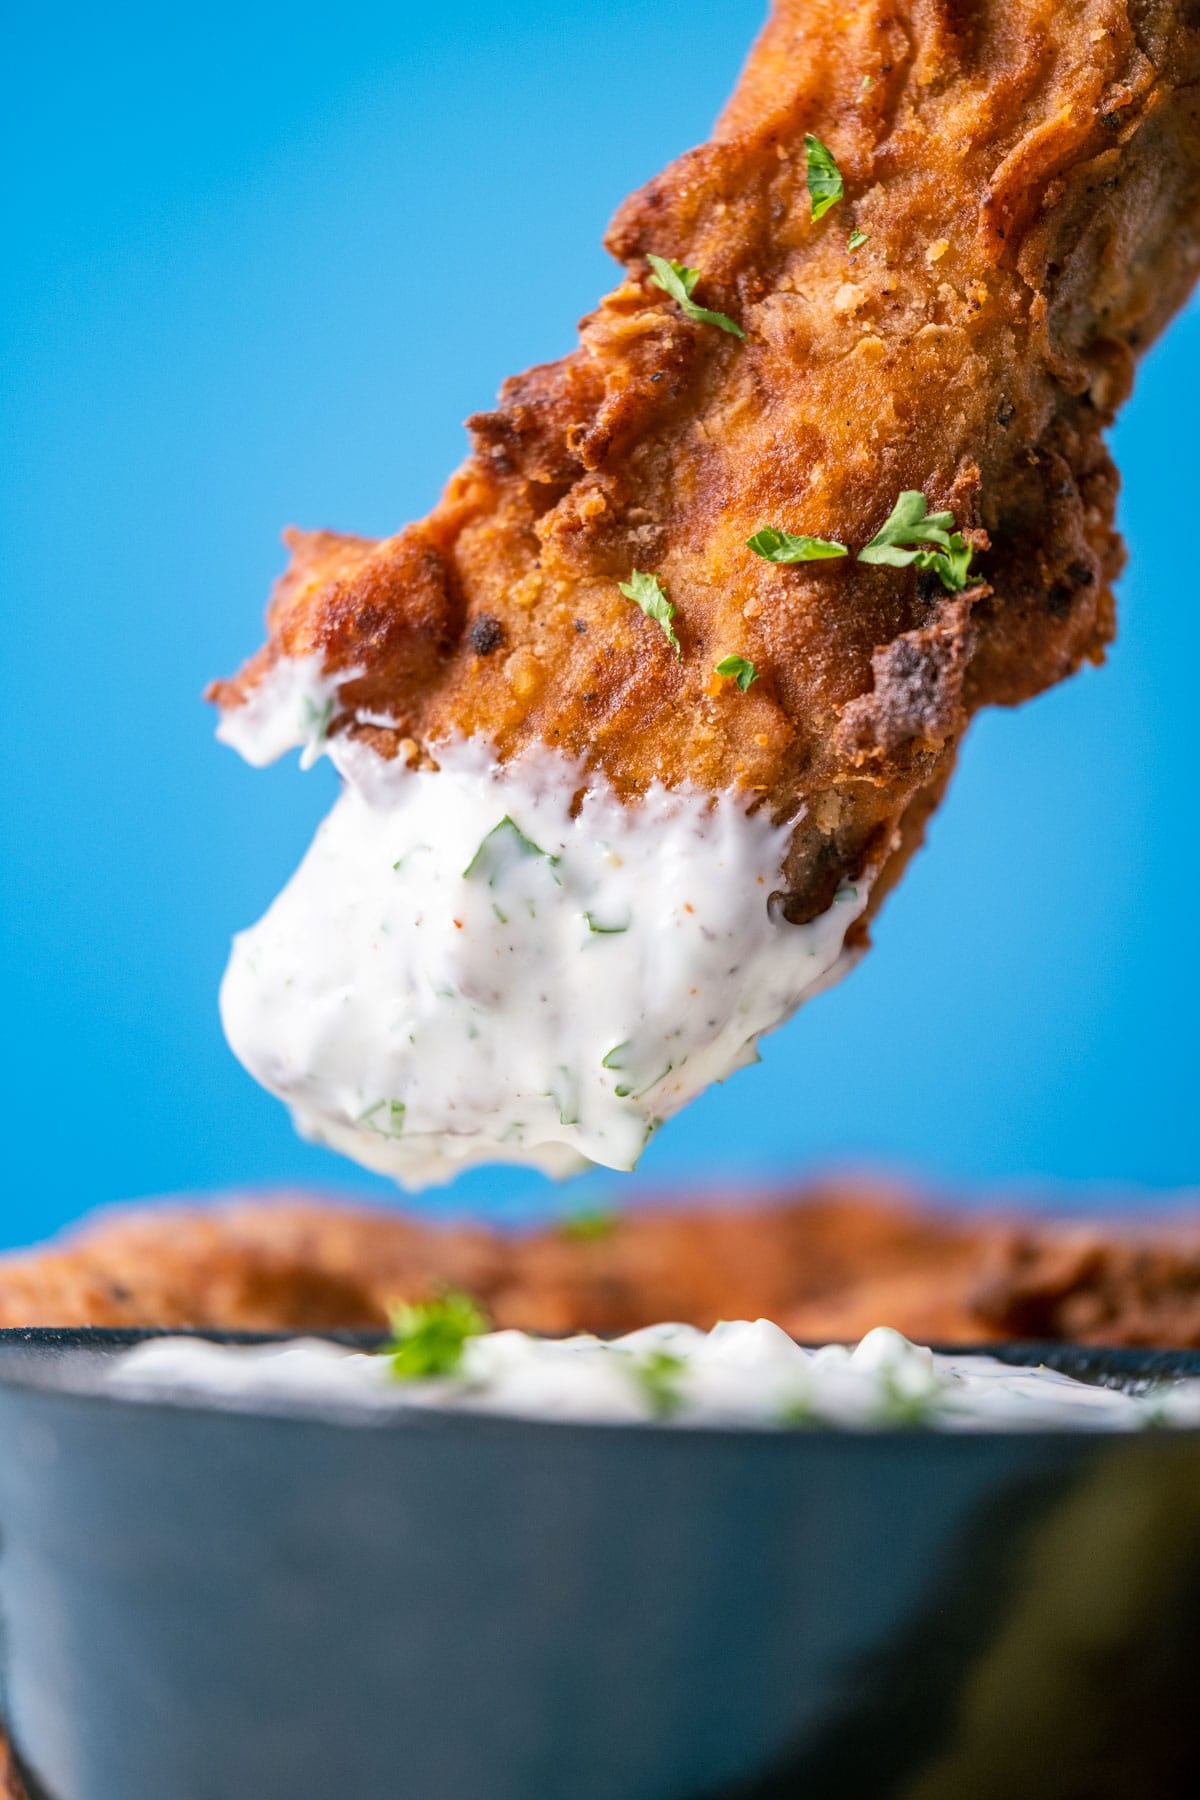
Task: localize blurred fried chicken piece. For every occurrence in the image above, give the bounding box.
[3,1184,1200,1347]
[211,0,1200,923]
[0,1738,24,1800]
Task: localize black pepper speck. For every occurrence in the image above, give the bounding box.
[471,614,505,655]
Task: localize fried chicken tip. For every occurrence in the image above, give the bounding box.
[210,0,1200,927]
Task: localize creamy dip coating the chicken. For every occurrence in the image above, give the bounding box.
[221,733,870,1184]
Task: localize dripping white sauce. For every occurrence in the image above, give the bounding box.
[107,1324,1200,1432]
[216,654,355,770]
[219,686,871,1188]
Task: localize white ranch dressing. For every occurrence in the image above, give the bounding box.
[216,654,355,769]
[107,1324,1200,1432]
[219,688,871,1187]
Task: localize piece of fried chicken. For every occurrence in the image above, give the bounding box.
[5,1185,1200,1346]
[211,0,1200,926]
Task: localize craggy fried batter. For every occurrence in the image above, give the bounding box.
[211,0,1200,925]
[4,1184,1200,1347]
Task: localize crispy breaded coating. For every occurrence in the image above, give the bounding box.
[4,1186,1200,1346]
[211,0,1200,923]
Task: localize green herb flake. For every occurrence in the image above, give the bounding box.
[875,1367,939,1428]
[357,1098,406,1138]
[646,253,746,340]
[804,134,844,221]
[778,1393,818,1429]
[618,569,682,660]
[560,1206,620,1244]
[857,491,976,592]
[714,654,759,692]
[301,693,333,742]
[382,1290,488,1381]
[392,844,429,873]
[544,1065,580,1127]
[615,1062,672,1101]
[847,228,870,252]
[602,1043,671,1097]
[585,911,630,934]
[861,74,874,92]
[747,526,847,564]
[298,693,335,769]
[630,1350,687,1419]
[463,816,561,885]
[1139,1388,1174,1431]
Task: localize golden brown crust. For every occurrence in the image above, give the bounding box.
[4,1187,1200,1347]
[210,0,1200,926]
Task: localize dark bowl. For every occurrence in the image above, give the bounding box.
[1,1330,1199,1800]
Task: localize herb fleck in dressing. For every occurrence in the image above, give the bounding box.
[219,728,870,1189]
[215,653,356,769]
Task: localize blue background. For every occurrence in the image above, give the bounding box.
[3,0,1197,1248]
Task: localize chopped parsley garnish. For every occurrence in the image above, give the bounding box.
[804,134,844,220]
[382,1290,488,1380]
[747,526,847,563]
[302,693,334,741]
[858,491,975,592]
[600,1044,665,1094]
[298,693,334,769]
[875,1366,939,1427]
[714,655,759,692]
[847,228,869,251]
[560,1205,619,1243]
[777,1393,823,1429]
[392,844,429,873]
[604,1042,669,1097]
[619,569,682,659]
[601,1044,671,1100]
[612,1060,672,1100]
[646,253,746,340]
[358,1098,406,1137]
[585,911,630,934]
[630,1350,686,1419]
[544,1065,580,1127]
[463,816,561,885]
